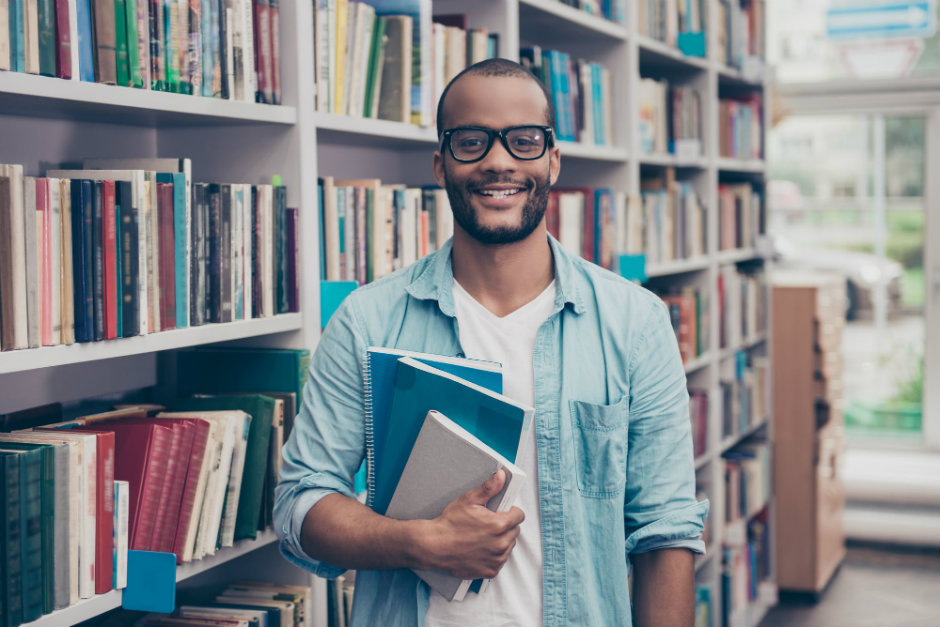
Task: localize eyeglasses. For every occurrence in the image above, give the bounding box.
[439,125,554,163]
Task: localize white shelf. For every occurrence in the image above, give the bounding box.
[716,65,766,88]
[313,112,438,147]
[638,153,708,169]
[721,417,770,453]
[518,0,627,40]
[684,351,713,374]
[558,141,629,161]
[647,256,710,278]
[0,314,302,375]
[636,35,710,71]
[24,531,279,627]
[717,157,766,173]
[0,72,297,126]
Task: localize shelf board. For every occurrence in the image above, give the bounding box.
[558,141,629,161]
[717,65,766,88]
[728,586,775,627]
[0,72,296,126]
[24,531,278,627]
[313,112,438,148]
[637,35,710,72]
[684,351,713,374]
[0,314,302,374]
[717,157,766,173]
[719,333,767,359]
[720,417,769,453]
[717,248,760,263]
[638,153,708,169]
[647,256,710,278]
[519,0,627,40]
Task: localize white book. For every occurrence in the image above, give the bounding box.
[179,606,268,625]
[218,410,251,547]
[24,0,38,73]
[558,191,584,257]
[24,175,40,348]
[59,178,75,345]
[215,596,294,627]
[0,164,28,349]
[314,0,331,112]
[262,185,275,316]
[48,178,62,345]
[113,479,129,589]
[227,581,313,627]
[386,410,526,602]
[1,1,11,70]
[241,183,253,319]
[200,413,236,555]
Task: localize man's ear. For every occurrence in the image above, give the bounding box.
[548,146,561,186]
[432,151,446,188]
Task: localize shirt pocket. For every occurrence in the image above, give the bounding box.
[568,396,629,499]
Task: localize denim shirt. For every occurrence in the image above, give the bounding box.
[274,235,709,627]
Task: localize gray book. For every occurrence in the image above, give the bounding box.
[385,410,526,602]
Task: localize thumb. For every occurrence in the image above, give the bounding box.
[468,468,506,505]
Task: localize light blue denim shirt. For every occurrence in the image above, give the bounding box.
[275,235,709,627]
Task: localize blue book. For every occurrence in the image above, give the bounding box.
[75,0,95,81]
[372,355,533,517]
[364,347,503,510]
[9,0,24,72]
[156,173,189,327]
[114,186,123,338]
[71,180,95,342]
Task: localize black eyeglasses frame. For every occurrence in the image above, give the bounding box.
[439,125,555,163]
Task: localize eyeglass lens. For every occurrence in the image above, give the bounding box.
[449,127,547,161]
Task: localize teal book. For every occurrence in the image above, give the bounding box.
[1,452,23,627]
[156,172,189,327]
[170,395,274,541]
[114,0,130,85]
[36,0,56,75]
[363,347,502,510]
[9,0,25,72]
[373,356,531,516]
[0,446,42,622]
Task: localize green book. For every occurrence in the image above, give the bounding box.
[124,0,142,88]
[1,452,23,627]
[362,16,387,118]
[365,187,375,283]
[114,0,131,85]
[175,347,311,435]
[164,0,180,93]
[171,395,275,541]
[36,0,57,76]
[0,446,44,622]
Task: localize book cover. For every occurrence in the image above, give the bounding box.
[0,446,42,622]
[113,479,128,589]
[114,0,130,85]
[156,180,177,329]
[1,451,24,627]
[33,0,53,75]
[58,179,75,345]
[386,410,526,602]
[372,356,532,517]
[376,14,410,123]
[23,0,38,73]
[36,178,54,346]
[92,0,117,83]
[219,183,233,322]
[0,165,29,350]
[369,0,431,126]
[117,180,140,337]
[123,0,141,87]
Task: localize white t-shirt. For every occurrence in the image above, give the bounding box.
[425,279,556,627]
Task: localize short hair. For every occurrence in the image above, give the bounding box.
[435,58,557,137]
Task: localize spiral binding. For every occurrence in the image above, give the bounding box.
[363,350,376,509]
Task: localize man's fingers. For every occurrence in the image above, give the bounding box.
[465,468,507,506]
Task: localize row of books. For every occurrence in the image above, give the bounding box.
[554,0,626,22]
[327,574,355,627]
[717,265,765,351]
[723,440,770,524]
[690,388,708,458]
[720,351,768,440]
[718,182,764,252]
[719,95,763,161]
[134,581,313,627]
[0,0,282,103]
[721,510,771,627]
[695,583,714,627]
[638,78,704,157]
[520,46,614,146]
[638,0,706,46]
[660,284,709,365]
[545,188,631,272]
[641,168,707,264]
[714,0,765,70]
[0,160,298,352]
[312,3,498,122]
[317,176,453,284]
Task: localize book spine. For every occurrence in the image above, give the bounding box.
[48,179,63,345]
[170,426,201,562]
[149,0,164,89]
[24,0,39,73]
[114,0,130,85]
[148,427,180,553]
[36,178,54,346]
[207,184,221,322]
[173,173,189,327]
[113,479,128,589]
[0,167,29,350]
[156,181,176,329]
[286,206,298,313]
[267,0,277,104]
[250,186,261,317]
[92,0,117,83]
[94,433,114,594]
[274,184,287,314]
[164,0,179,91]
[124,0,141,87]
[8,0,24,72]
[135,0,150,87]
[253,0,269,102]
[58,179,75,345]
[0,4,9,71]
[131,427,169,551]
[113,182,123,338]
[119,182,140,337]
[2,455,24,627]
[177,0,190,92]
[53,0,71,77]
[187,0,201,94]
[20,452,42,622]
[101,180,118,339]
[191,183,207,326]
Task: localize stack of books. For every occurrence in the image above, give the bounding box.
[519,45,613,145]
[638,0,706,47]
[717,265,766,350]
[660,284,709,364]
[714,0,765,70]
[312,2,498,124]
[718,95,763,160]
[0,0,282,102]
[317,177,452,284]
[638,77,704,157]
[0,160,298,352]
[545,187,636,271]
[554,0,627,22]
[718,182,764,251]
[641,169,707,264]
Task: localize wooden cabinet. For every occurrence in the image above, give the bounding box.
[771,272,846,594]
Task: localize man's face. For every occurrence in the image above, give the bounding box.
[433,75,561,246]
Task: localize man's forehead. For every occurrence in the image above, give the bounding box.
[441,74,550,127]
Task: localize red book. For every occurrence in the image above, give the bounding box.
[102,180,118,339]
[54,0,72,78]
[268,0,280,104]
[545,190,560,240]
[79,422,173,551]
[581,189,595,263]
[163,418,210,562]
[253,0,271,103]
[157,181,176,329]
[36,178,53,346]
[67,429,115,594]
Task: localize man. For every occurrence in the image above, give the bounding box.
[275,58,708,627]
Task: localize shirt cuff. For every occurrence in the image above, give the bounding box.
[625,499,710,556]
[279,485,353,579]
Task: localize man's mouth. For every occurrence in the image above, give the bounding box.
[471,184,527,199]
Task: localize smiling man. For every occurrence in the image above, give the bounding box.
[275,58,708,627]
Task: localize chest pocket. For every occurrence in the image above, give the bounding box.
[569,396,629,498]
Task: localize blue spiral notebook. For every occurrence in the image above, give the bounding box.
[363,347,503,509]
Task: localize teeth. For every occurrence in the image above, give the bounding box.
[478,188,522,199]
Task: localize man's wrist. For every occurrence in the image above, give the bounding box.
[398,518,440,571]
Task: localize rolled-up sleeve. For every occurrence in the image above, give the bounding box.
[274,296,367,578]
[623,298,709,557]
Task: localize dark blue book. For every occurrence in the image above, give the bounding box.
[117,181,139,337]
[317,180,326,281]
[275,185,289,314]
[92,181,105,342]
[1,451,23,627]
[114,183,123,339]
[71,180,95,342]
[206,184,222,323]
[75,0,95,81]
[0,447,42,622]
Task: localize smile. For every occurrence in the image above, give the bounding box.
[474,188,525,199]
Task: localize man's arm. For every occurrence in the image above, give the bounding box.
[300,470,524,580]
[631,549,695,627]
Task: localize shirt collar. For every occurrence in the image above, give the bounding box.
[405,234,586,317]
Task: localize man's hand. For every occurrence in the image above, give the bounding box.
[420,469,525,580]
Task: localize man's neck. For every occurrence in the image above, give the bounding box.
[451,227,555,318]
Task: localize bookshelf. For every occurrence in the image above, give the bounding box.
[0,1,771,626]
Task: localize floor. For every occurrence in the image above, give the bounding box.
[759,543,940,627]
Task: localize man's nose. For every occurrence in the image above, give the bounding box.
[479,138,518,172]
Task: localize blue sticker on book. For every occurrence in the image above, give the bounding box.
[618,254,648,283]
[122,550,176,613]
[321,281,359,327]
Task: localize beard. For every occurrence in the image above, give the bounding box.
[443,168,551,245]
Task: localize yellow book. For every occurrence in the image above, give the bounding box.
[334,0,348,114]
